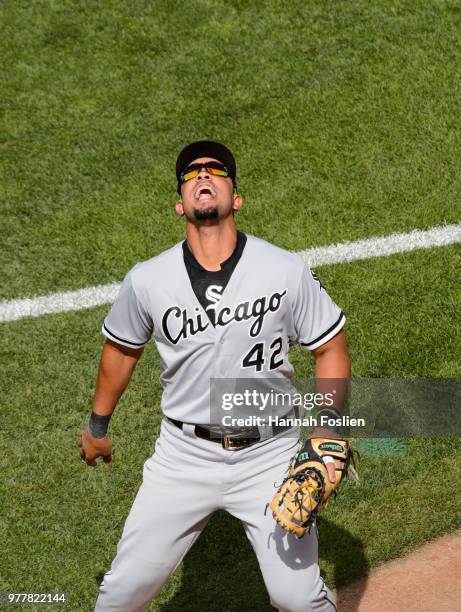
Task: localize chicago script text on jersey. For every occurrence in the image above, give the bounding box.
[161,290,288,344]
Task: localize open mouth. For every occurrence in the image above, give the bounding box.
[195,185,216,200]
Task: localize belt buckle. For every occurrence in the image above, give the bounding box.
[222,435,247,450]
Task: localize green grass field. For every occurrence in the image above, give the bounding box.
[1,1,461,610]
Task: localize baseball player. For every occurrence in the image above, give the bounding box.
[79,140,350,612]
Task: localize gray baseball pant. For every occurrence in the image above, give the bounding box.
[95,418,336,612]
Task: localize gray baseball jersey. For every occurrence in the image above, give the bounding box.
[102,235,345,423]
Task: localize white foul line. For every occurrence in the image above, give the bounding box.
[1,223,460,323]
[298,222,461,266]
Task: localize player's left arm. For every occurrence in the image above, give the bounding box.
[310,329,351,481]
[312,328,350,378]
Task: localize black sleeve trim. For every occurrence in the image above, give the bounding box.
[103,324,146,347]
[300,311,345,348]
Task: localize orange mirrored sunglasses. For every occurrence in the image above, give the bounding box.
[179,161,229,184]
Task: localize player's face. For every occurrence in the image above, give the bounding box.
[176,157,243,223]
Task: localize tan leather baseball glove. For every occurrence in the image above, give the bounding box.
[268,438,352,538]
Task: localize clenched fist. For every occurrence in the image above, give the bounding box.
[78,429,112,467]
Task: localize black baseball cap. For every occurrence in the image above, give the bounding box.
[176,140,237,193]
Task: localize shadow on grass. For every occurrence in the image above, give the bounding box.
[158,512,368,612]
[158,511,270,612]
[317,516,369,611]
[95,571,105,587]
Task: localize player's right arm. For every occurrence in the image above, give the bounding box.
[79,339,144,467]
[93,339,144,416]
[79,265,153,466]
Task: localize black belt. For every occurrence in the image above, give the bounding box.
[167,417,291,450]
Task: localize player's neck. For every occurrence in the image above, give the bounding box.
[185,220,238,271]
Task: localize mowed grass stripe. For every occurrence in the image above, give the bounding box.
[1,222,460,323]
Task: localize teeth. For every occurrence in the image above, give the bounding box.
[195,186,215,199]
